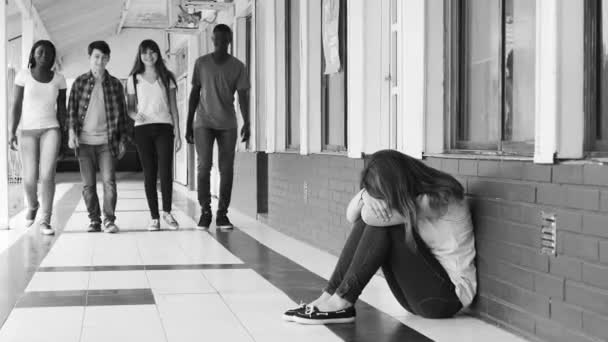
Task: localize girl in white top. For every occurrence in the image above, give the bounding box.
[9,40,67,236]
[126,39,182,231]
[284,150,477,324]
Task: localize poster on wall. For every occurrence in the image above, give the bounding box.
[322,0,341,74]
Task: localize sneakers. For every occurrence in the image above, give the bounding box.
[40,222,55,236]
[282,303,307,322]
[292,305,356,325]
[87,222,102,233]
[162,212,179,230]
[197,211,212,230]
[103,221,119,234]
[24,208,38,228]
[147,219,160,231]
[216,215,234,230]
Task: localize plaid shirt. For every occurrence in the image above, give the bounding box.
[67,70,129,157]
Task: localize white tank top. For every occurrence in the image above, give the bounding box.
[416,200,477,308]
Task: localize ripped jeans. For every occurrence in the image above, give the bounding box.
[324,219,463,318]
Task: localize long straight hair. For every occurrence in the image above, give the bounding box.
[129,39,177,95]
[28,40,56,69]
[360,150,464,250]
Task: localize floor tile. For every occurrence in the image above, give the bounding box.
[25,272,89,292]
[146,270,216,294]
[173,232,244,264]
[201,269,281,294]
[88,271,149,290]
[80,305,166,342]
[0,306,84,342]
[155,294,253,342]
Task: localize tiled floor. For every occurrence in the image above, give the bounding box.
[0,176,529,341]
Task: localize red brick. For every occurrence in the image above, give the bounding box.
[551,300,583,330]
[522,163,552,182]
[582,311,608,341]
[468,179,536,203]
[559,232,599,261]
[601,241,608,264]
[550,256,583,280]
[480,275,550,317]
[458,160,478,176]
[601,191,608,212]
[583,164,608,186]
[553,165,584,184]
[583,213,608,239]
[582,262,608,290]
[537,319,601,342]
[565,280,608,315]
[478,160,501,178]
[485,296,536,334]
[423,157,442,170]
[441,158,459,175]
[477,258,535,290]
[477,238,549,272]
[476,217,539,249]
[500,161,524,180]
[534,272,565,299]
[537,184,600,211]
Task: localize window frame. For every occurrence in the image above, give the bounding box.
[445,0,535,157]
[285,0,301,151]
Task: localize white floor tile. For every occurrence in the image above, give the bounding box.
[0,307,84,342]
[146,270,216,294]
[80,305,166,342]
[155,294,253,342]
[26,272,89,292]
[75,198,151,212]
[201,269,280,294]
[88,271,149,290]
[173,232,244,264]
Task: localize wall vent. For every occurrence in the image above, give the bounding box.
[540,212,557,256]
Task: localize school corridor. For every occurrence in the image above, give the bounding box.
[0,174,527,342]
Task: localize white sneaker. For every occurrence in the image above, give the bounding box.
[103,221,119,234]
[148,219,160,231]
[40,222,55,236]
[162,212,179,230]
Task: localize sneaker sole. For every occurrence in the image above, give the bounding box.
[282,314,295,322]
[147,228,161,231]
[292,316,355,325]
[216,225,234,230]
[196,225,210,230]
[25,220,35,228]
[41,230,55,236]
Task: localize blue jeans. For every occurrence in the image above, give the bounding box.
[77,144,116,224]
[194,127,237,216]
[325,219,463,318]
[19,128,61,224]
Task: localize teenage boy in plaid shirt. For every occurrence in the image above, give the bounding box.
[67,41,129,234]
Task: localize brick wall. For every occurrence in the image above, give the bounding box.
[424,157,608,342]
[232,152,267,218]
[233,152,608,342]
[266,153,363,255]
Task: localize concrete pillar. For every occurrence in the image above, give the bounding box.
[0,0,10,229]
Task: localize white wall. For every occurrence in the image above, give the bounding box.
[61,29,167,80]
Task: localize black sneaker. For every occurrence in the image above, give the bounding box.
[197,211,212,230]
[87,222,101,233]
[216,215,233,230]
[282,303,307,322]
[293,305,356,325]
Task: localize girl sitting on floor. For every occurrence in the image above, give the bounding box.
[283,149,477,324]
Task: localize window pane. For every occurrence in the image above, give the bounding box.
[600,0,608,144]
[504,0,535,144]
[459,0,501,147]
[287,0,300,147]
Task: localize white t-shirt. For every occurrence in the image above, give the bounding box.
[126,74,175,127]
[416,200,477,308]
[14,69,67,130]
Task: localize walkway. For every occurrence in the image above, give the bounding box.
[0,174,527,341]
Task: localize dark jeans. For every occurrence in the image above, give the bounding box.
[77,144,117,224]
[325,219,463,319]
[194,127,237,216]
[134,124,174,219]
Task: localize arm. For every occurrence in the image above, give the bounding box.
[9,85,24,150]
[126,94,138,120]
[346,189,365,223]
[185,84,201,144]
[56,89,67,131]
[361,205,406,227]
[168,87,182,151]
[237,88,250,142]
[66,82,80,149]
[117,81,130,143]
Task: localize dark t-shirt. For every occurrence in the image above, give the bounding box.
[192,54,249,129]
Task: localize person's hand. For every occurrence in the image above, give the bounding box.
[68,129,79,149]
[118,140,126,160]
[135,112,146,123]
[361,189,392,222]
[174,129,182,152]
[8,133,17,151]
[185,126,194,144]
[240,123,250,143]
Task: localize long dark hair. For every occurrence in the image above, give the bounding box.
[129,39,177,94]
[360,150,464,249]
[28,40,56,69]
